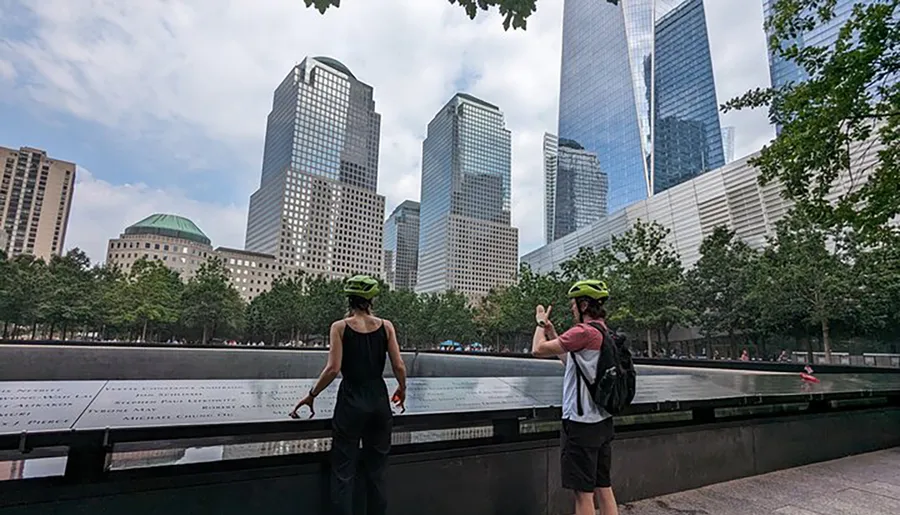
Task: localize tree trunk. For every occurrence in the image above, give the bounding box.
[202,325,209,345]
[2,321,7,339]
[801,335,813,364]
[31,323,37,340]
[61,323,67,341]
[822,319,832,362]
[646,329,654,357]
[141,319,149,343]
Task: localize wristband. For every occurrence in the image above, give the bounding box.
[309,388,317,398]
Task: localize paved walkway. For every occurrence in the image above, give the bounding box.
[618,448,900,514]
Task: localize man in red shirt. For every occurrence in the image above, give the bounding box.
[532,279,618,515]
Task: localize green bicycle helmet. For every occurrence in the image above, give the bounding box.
[343,275,380,300]
[567,279,609,301]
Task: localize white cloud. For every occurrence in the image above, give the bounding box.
[66,167,246,264]
[706,0,775,158]
[0,58,15,81]
[3,0,773,258]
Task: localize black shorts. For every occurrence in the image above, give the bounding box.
[560,418,615,492]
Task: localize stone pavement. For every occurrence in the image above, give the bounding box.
[617,447,900,514]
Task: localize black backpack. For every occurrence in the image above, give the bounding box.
[571,323,637,416]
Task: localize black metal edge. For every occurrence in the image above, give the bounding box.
[0,406,558,452]
[7,405,900,505]
[5,388,899,453]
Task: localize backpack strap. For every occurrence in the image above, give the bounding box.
[586,321,609,347]
[570,322,606,417]
[571,352,588,416]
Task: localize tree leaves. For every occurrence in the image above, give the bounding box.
[302,0,539,31]
[686,227,757,341]
[181,258,244,344]
[725,0,900,244]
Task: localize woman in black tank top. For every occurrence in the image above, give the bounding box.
[290,275,407,515]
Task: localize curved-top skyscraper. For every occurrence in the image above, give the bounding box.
[245,57,385,279]
[558,0,724,212]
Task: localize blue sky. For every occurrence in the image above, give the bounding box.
[0,0,773,264]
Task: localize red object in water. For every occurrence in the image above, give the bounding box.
[800,372,819,383]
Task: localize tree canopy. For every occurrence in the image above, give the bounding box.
[303,0,544,30]
[1,209,897,359]
[724,0,900,245]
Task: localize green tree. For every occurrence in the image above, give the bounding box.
[724,0,900,244]
[302,274,346,343]
[850,235,900,349]
[0,254,49,338]
[476,265,568,351]
[181,258,244,344]
[44,249,94,340]
[418,291,477,347]
[376,286,423,349]
[266,277,306,344]
[686,227,759,356]
[606,220,692,356]
[124,258,183,342]
[759,213,856,360]
[88,263,128,340]
[559,246,617,284]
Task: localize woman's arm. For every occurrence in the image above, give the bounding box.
[385,320,407,411]
[290,321,344,418]
[310,321,344,397]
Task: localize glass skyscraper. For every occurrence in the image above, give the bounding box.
[555,138,609,240]
[559,0,724,211]
[245,57,385,279]
[543,134,608,243]
[721,126,735,163]
[543,133,558,244]
[764,0,877,90]
[416,93,518,297]
[383,200,420,291]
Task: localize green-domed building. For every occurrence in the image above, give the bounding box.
[107,213,214,278]
[106,213,285,303]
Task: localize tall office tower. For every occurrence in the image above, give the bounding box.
[544,134,608,243]
[245,57,386,279]
[559,0,724,211]
[416,93,518,298]
[764,0,883,90]
[554,139,608,240]
[383,200,420,290]
[721,126,736,163]
[543,133,559,244]
[0,146,75,260]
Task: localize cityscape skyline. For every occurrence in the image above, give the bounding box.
[416,93,518,297]
[0,0,773,264]
[543,134,608,244]
[558,0,724,212]
[245,57,386,279]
